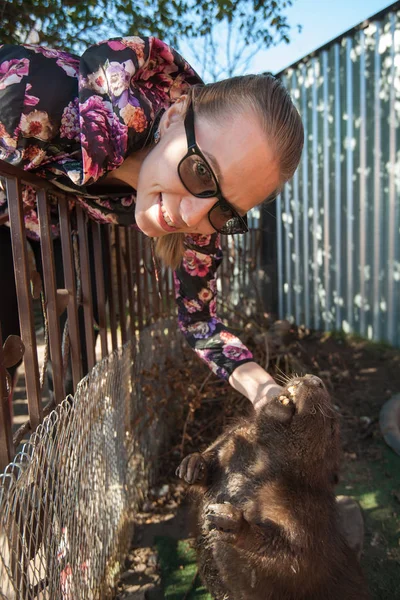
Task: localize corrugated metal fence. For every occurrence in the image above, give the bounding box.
[277,2,400,345]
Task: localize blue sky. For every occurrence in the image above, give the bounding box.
[183,0,396,77]
[250,0,396,74]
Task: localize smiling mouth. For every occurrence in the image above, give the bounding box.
[159,195,179,230]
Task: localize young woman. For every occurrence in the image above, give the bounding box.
[0,36,304,409]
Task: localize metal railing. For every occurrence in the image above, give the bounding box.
[0,161,178,470]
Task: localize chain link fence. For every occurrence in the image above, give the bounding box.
[0,319,183,600]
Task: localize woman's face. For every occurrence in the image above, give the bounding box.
[135,100,281,237]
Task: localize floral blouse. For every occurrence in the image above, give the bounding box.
[0,36,254,379]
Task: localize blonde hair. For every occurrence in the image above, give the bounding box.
[155,73,304,269]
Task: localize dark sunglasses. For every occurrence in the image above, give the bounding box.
[177,100,249,235]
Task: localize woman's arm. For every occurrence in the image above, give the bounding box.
[228,361,283,409]
[174,233,282,407]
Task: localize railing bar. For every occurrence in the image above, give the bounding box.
[141,235,150,327]
[125,228,136,340]
[37,190,65,404]
[133,231,143,331]
[152,249,161,322]
[115,227,127,345]
[58,197,83,389]
[219,235,225,298]
[92,222,108,358]
[225,236,231,301]
[163,267,168,318]
[76,204,96,371]
[0,325,14,470]
[164,263,171,318]
[0,161,67,194]
[104,227,118,351]
[12,393,57,446]
[6,176,42,427]
[148,241,158,324]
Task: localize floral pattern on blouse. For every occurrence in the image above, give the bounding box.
[0,37,254,379]
[175,233,253,380]
[0,36,201,233]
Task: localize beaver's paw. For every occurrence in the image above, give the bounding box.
[176,453,206,484]
[205,503,244,534]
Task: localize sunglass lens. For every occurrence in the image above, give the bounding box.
[209,204,247,235]
[179,155,217,196]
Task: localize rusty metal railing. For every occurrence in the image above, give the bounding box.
[0,160,176,471]
[0,160,268,471]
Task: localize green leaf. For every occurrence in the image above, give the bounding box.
[3,0,295,61]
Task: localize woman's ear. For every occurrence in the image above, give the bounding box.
[160,94,188,134]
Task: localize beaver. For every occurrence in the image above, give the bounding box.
[176,374,370,600]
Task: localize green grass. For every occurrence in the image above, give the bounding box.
[155,537,211,599]
[337,442,400,599]
[320,329,395,353]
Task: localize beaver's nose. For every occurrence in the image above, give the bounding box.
[304,374,324,387]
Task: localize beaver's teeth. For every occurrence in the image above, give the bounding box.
[279,395,291,405]
[287,385,297,399]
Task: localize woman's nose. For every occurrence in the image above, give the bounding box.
[179,195,216,228]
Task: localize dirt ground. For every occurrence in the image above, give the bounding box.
[115,323,400,600]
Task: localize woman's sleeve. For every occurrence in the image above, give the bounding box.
[174,233,254,380]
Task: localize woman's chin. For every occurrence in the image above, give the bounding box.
[135,213,159,237]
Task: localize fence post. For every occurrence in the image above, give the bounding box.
[76,204,96,373]
[59,197,83,390]
[6,176,43,429]
[0,325,14,471]
[92,223,109,359]
[37,190,65,404]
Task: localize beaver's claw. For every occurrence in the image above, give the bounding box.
[176,453,206,484]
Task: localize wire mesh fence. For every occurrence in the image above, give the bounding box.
[0,318,183,600]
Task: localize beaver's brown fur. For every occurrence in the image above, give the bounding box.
[176,374,370,600]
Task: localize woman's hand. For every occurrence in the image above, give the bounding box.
[228,361,284,411]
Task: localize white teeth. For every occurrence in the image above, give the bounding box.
[279,395,291,405]
[160,200,176,228]
[287,385,297,399]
